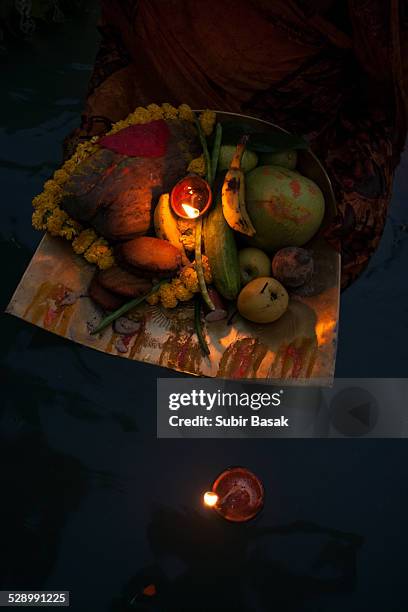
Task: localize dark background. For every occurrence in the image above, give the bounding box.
[1,4,407,611]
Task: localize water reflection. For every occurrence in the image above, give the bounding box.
[111,505,363,611]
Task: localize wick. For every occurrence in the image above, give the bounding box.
[260,282,269,294]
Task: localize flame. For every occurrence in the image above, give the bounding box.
[203,491,218,507]
[182,203,200,219]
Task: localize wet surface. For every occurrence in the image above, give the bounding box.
[1,6,408,611]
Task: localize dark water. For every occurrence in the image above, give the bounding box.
[1,6,407,611]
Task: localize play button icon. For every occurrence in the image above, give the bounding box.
[330,387,379,436]
[349,402,371,427]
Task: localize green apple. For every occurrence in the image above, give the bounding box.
[238,247,271,285]
[218,145,258,173]
[237,277,289,323]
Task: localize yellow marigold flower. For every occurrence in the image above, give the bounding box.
[147,103,164,120]
[177,218,195,251]
[108,120,128,135]
[178,104,194,121]
[146,292,160,306]
[159,283,178,308]
[161,103,178,120]
[59,225,77,241]
[72,229,97,255]
[46,207,69,236]
[171,278,194,302]
[180,267,199,293]
[32,192,59,211]
[32,208,48,230]
[53,169,70,185]
[74,141,99,161]
[84,238,111,265]
[46,191,62,208]
[43,179,62,195]
[59,217,82,241]
[32,194,44,209]
[187,155,206,176]
[194,255,212,283]
[65,217,82,233]
[62,157,78,174]
[129,106,152,124]
[97,250,115,270]
[199,109,216,136]
[180,233,195,252]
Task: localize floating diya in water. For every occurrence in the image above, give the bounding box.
[203,467,264,522]
[170,175,212,219]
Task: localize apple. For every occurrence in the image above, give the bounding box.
[218,145,258,173]
[238,247,271,285]
[272,247,314,288]
[237,277,289,323]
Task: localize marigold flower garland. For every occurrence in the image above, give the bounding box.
[32,104,216,271]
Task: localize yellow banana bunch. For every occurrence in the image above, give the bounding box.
[221,141,256,237]
[153,193,189,264]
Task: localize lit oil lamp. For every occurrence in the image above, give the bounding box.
[203,467,264,522]
[170,175,212,219]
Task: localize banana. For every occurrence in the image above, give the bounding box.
[154,193,189,264]
[221,142,256,237]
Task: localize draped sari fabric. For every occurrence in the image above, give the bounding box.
[65,0,408,288]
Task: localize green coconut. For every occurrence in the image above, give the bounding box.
[245,165,325,252]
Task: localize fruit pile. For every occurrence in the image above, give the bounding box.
[92,116,326,340]
[33,103,326,345]
[145,130,324,330]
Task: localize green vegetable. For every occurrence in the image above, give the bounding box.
[211,123,223,181]
[194,116,212,184]
[204,192,241,300]
[193,114,219,312]
[195,217,215,311]
[194,295,210,356]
